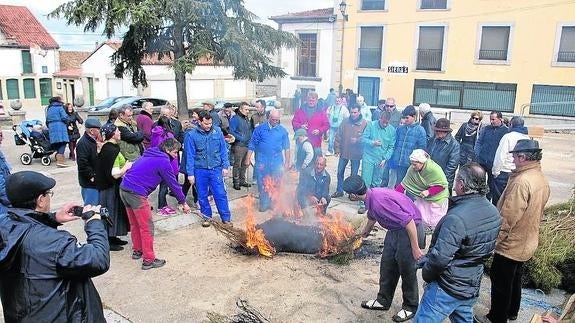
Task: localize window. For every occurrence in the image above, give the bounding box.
[416,26,445,71]
[23,79,36,99]
[358,26,383,69]
[478,26,511,61]
[7,79,20,99]
[530,85,575,117]
[21,50,32,74]
[297,33,317,77]
[361,0,385,10]
[557,26,575,63]
[413,79,516,112]
[420,0,447,9]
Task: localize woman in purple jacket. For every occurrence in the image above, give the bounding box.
[119,138,191,270]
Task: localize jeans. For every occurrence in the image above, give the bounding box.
[487,253,524,323]
[119,190,156,262]
[195,168,231,221]
[327,127,338,154]
[336,158,360,193]
[157,181,169,209]
[491,172,510,207]
[376,227,420,312]
[81,187,99,205]
[413,282,477,323]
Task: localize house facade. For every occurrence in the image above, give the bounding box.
[337,0,575,116]
[0,5,59,108]
[270,8,337,110]
[81,41,256,107]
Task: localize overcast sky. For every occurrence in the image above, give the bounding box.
[3,0,334,51]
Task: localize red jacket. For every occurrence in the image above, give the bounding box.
[291,105,329,148]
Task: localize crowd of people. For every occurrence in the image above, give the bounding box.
[0,91,553,322]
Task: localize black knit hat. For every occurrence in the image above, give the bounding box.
[342,175,367,195]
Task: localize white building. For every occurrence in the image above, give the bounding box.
[0,5,60,108]
[80,41,256,106]
[270,8,337,110]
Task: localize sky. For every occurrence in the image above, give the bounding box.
[2,0,334,51]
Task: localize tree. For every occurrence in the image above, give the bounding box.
[50,0,299,118]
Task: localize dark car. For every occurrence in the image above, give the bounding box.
[87,96,136,112]
[104,97,170,113]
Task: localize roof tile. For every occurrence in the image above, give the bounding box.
[0,5,59,49]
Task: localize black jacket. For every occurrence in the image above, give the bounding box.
[76,132,99,188]
[427,134,460,187]
[0,208,110,322]
[421,194,501,300]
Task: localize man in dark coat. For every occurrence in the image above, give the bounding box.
[0,171,110,322]
[413,163,501,322]
[297,157,331,213]
[427,118,460,192]
[76,118,102,205]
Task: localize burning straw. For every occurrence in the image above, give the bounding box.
[208,172,363,261]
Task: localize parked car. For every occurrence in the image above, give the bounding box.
[87,96,136,111]
[103,97,170,113]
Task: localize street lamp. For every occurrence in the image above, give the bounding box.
[339,0,348,21]
[338,0,348,96]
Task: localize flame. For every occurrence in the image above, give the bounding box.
[317,211,358,257]
[243,173,361,258]
[244,196,275,257]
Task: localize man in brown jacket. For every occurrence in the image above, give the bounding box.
[332,104,368,198]
[475,139,550,323]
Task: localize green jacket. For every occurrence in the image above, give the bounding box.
[361,120,395,163]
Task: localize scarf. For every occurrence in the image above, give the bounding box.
[402,159,449,203]
[464,121,479,137]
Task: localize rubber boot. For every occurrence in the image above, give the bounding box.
[56,154,69,167]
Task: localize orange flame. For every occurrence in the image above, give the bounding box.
[244,173,360,258]
[244,196,275,257]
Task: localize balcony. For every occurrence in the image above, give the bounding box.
[558,51,575,63]
[478,49,508,60]
[416,49,443,71]
[358,48,382,69]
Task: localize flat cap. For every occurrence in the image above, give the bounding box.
[6,171,56,205]
[84,118,102,129]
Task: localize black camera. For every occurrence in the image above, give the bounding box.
[71,206,113,227]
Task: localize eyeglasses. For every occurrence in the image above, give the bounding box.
[44,190,54,197]
[471,117,480,120]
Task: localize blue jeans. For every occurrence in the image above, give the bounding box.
[336,158,360,193]
[81,187,99,205]
[195,168,231,221]
[327,127,338,154]
[413,282,477,323]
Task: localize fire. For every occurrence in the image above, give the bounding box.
[244,196,275,257]
[241,172,361,258]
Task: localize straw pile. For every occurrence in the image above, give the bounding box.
[524,187,575,293]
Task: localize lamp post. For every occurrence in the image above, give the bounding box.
[338,1,348,97]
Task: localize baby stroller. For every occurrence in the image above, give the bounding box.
[12,120,55,166]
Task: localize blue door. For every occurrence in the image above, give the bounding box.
[358,77,380,106]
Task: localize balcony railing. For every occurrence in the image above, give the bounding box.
[361,0,385,10]
[478,49,508,60]
[557,51,575,62]
[416,49,443,71]
[358,48,382,69]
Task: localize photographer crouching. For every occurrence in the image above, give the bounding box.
[0,171,110,322]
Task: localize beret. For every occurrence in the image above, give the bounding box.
[84,118,102,129]
[6,171,56,205]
